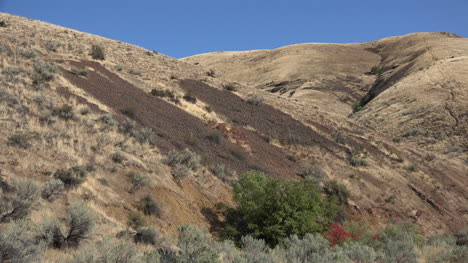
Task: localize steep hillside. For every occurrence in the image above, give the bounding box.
[182,32,468,232]
[0,12,467,261]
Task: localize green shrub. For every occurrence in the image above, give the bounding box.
[90,44,105,60]
[138,195,161,217]
[54,166,87,188]
[41,179,64,201]
[222,170,338,247]
[7,133,32,149]
[370,66,382,75]
[352,103,364,112]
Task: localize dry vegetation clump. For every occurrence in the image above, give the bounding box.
[137,194,162,217]
[246,93,264,106]
[89,44,105,60]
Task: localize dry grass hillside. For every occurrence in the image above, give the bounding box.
[0,11,467,262]
[183,32,468,232]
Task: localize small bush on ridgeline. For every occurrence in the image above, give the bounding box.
[138,195,161,217]
[41,202,95,249]
[183,92,197,104]
[90,44,105,60]
[177,225,220,263]
[126,172,150,193]
[70,67,88,77]
[0,20,8,27]
[7,132,32,149]
[323,180,350,205]
[222,170,338,247]
[54,166,87,189]
[150,88,180,104]
[246,93,264,106]
[45,40,62,52]
[0,220,46,263]
[223,83,238,91]
[127,211,146,229]
[41,179,65,201]
[33,60,59,83]
[0,179,40,222]
[52,104,74,120]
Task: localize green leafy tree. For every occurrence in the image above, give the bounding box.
[222,171,337,247]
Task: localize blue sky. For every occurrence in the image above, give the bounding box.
[1,0,467,58]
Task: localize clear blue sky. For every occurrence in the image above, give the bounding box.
[1,0,467,58]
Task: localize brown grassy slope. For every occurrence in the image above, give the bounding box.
[352,33,468,162]
[182,42,380,116]
[0,12,233,244]
[0,11,466,241]
[182,32,468,158]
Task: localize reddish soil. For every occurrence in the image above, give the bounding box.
[62,61,299,178]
